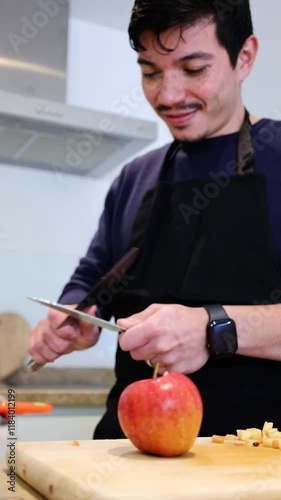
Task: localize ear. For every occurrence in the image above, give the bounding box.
[236,35,259,81]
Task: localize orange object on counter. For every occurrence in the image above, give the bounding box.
[0,401,53,415]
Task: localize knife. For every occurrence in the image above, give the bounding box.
[60,246,139,316]
[25,247,139,372]
[27,299,126,332]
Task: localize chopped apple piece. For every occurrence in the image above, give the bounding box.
[263,438,273,447]
[246,428,262,440]
[237,429,252,441]
[212,421,281,450]
[267,429,281,438]
[262,422,274,435]
[211,435,225,444]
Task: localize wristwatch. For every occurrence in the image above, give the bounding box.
[204,304,238,359]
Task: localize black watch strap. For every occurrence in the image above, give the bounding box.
[204,304,229,320]
[204,304,238,359]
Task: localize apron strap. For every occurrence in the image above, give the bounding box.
[237,109,255,175]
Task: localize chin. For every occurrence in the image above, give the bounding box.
[172,129,207,143]
[168,120,208,143]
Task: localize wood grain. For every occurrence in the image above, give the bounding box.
[0,312,30,379]
[13,438,281,499]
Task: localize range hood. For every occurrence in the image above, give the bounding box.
[0,89,157,177]
[0,0,157,177]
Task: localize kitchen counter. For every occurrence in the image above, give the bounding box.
[0,386,110,406]
[0,460,43,499]
[0,367,114,406]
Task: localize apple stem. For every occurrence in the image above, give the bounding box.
[153,362,160,379]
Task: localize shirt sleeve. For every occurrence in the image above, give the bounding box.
[58,173,122,313]
[57,143,169,314]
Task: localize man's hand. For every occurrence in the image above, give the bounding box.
[28,305,100,364]
[117,304,209,374]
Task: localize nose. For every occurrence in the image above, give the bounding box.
[157,72,187,108]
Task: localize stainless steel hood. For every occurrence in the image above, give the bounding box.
[0,0,157,177]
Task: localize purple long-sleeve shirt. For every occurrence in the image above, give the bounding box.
[59,118,281,308]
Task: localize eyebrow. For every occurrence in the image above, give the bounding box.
[137,51,214,66]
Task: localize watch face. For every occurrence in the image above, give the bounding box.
[207,319,238,357]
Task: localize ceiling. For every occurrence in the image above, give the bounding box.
[70,0,135,32]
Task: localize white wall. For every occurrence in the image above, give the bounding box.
[0,1,281,368]
[243,0,281,119]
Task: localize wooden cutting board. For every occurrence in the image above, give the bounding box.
[0,312,30,379]
[13,438,281,499]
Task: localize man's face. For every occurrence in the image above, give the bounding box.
[138,20,250,141]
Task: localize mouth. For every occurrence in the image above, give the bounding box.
[163,109,199,126]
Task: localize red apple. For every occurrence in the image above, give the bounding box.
[117,371,203,457]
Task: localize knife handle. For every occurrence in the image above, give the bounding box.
[24,359,45,372]
[55,247,139,330]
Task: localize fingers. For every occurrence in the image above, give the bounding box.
[28,319,70,363]
[118,304,168,352]
[118,303,210,375]
[28,318,77,364]
[72,325,100,350]
[76,305,97,334]
[72,305,100,350]
[28,304,100,363]
[47,305,79,341]
[117,303,163,329]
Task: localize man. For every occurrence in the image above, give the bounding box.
[29,0,281,438]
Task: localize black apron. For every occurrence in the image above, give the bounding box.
[94,111,281,439]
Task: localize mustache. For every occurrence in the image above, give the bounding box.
[156,103,203,113]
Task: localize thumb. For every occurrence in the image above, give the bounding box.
[117,303,162,329]
[117,314,141,329]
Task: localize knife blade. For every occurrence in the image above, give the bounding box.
[25,247,139,372]
[27,298,126,332]
[25,298,126,373]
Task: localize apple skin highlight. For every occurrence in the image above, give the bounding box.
[117,372,203,457]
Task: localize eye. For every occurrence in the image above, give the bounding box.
[142,71,160,80]
[184,66,208,76]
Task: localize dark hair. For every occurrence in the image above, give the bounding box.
[128,0,254,68]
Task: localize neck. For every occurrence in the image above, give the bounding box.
[249,114,261,125]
